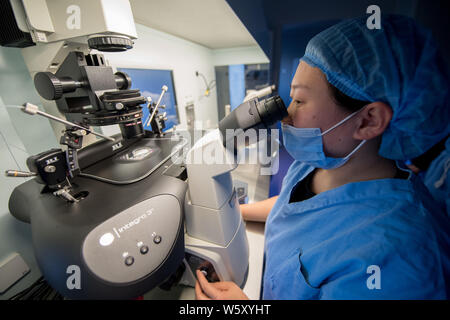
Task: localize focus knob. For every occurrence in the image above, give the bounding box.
[34,72,63,100]
[88,36,133,52]
[34,72,81,100]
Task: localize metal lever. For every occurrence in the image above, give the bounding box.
[53,187,79,203]
[158,112,168,121]
[146,85,168,127]
[21,103,115,142]
[5,170,37,177]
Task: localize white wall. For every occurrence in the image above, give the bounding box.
[0,47,58,299]
[101,23,219,131]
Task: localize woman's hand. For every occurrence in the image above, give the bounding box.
[195,270,249,300]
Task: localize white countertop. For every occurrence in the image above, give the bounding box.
[241,221,265,300]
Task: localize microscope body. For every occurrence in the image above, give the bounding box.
[180,96,287,288]
[181,129,249,288]
[9,134,189,299]
[4,0,190,299]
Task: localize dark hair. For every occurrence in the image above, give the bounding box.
[328,82,370,113]
[411,135,448,170]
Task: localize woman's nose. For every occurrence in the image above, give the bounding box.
[281,101,295,125]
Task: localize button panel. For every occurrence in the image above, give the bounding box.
[82,195,182,284]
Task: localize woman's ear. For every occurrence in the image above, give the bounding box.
[353,102,392,140]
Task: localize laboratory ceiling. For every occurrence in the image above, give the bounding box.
[129,0,258,49]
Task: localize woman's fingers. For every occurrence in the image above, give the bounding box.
[195,280,211,300]
[210,281,234,291]
[196,270,220,299]
[195,271,249,300]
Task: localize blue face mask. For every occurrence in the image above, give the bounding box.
[281,110,366,169]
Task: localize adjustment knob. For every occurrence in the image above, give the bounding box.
[88,36,133,52]
[114,71,132,90]
[34,72,81,101]
[34,72,63,100]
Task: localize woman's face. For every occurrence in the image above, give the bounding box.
[283,61,361,158]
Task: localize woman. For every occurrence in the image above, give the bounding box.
[195,15,450,300]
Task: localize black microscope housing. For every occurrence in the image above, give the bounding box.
[9,47,288,299]
[7,49,192,299]
[34,51,146,140]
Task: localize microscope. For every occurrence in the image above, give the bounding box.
[2,0,287,299]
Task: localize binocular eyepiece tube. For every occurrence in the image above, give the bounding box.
[218,95,288,148]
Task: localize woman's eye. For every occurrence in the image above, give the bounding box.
[289,98,303,106]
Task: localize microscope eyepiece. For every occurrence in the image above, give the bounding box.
[256,95,288,129]
[217,95,287,151]
[218,95,287,143]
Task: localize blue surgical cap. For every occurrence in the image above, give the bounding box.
[300,15,450,160]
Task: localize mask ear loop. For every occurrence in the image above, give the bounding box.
[321,106,367,136]
[342,139,367,160]
[321,106,367,160]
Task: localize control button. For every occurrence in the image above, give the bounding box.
[140,245,149,255]
[153,235,162,244]
[125,256,134,266]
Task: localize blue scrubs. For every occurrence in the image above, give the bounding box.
[263,161,450,299]
[421,137,450,217]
